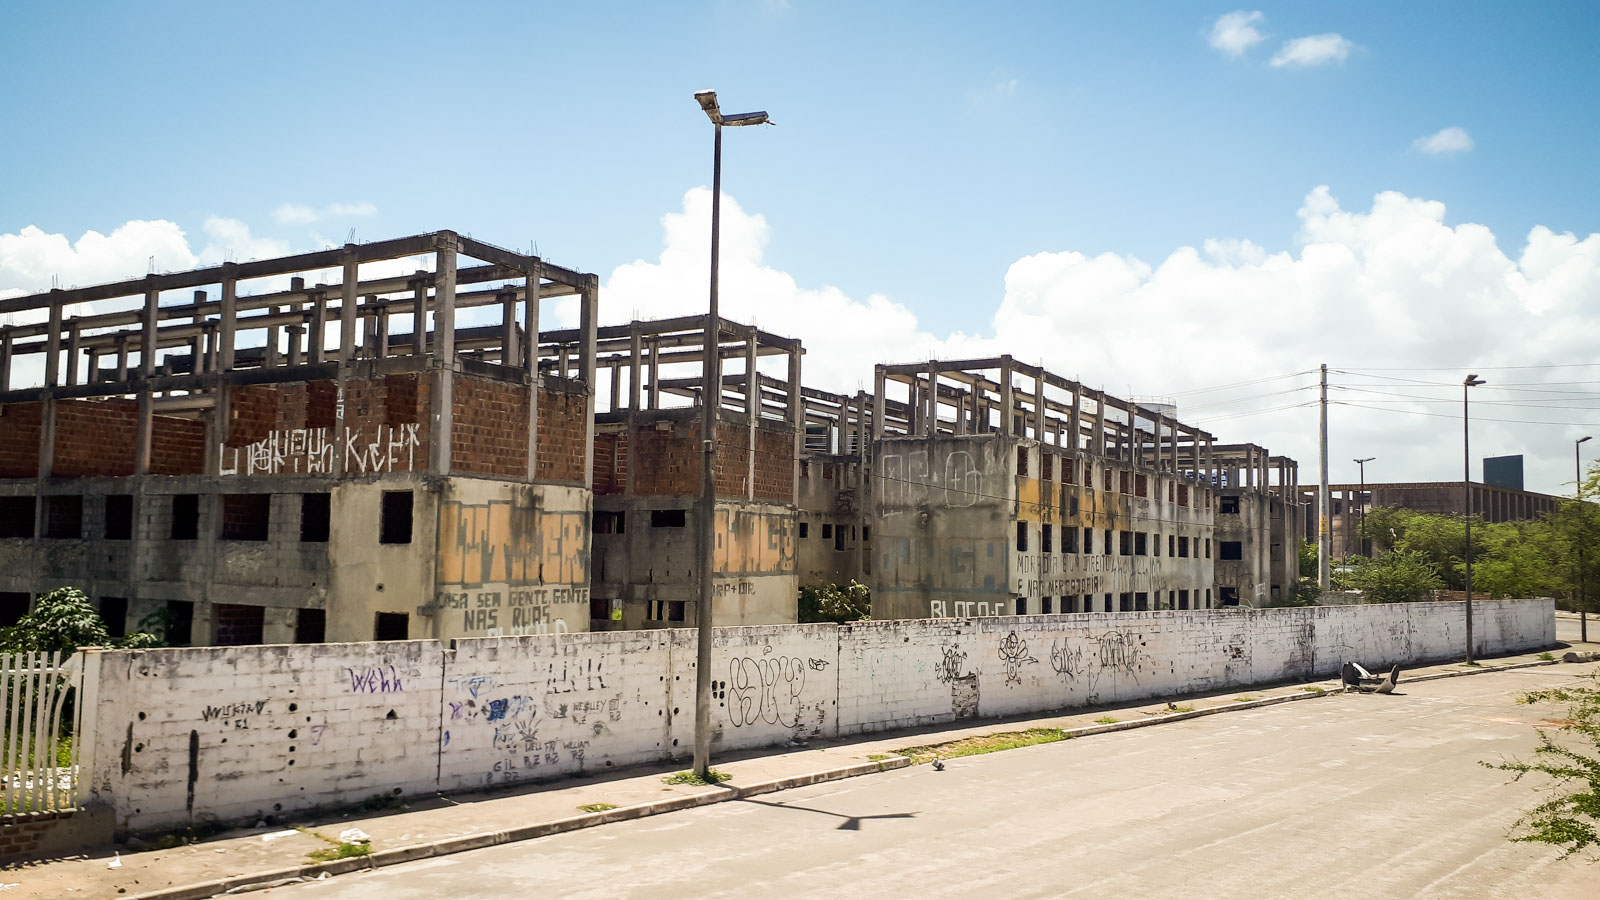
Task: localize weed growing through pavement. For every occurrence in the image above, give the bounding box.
[896,727,1069,764]
[663,769,732,786]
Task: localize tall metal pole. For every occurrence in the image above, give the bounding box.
[1579,436,1592,643]
[1463,376,1481,664]
[1318,363,1330,591]
[1354,457,1375,556]
[694,122,723,779]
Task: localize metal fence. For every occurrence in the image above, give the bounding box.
[1,651,85,815]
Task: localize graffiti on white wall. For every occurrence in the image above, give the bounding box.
[219,423,420,476]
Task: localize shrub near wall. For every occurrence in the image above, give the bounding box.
[86,600,1553,834]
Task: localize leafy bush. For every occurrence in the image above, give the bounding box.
[797,580,871,624]
[0,587,161,656]
[1343,550,1444,603]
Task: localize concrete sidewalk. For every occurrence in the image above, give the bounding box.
[11,638,1596,900]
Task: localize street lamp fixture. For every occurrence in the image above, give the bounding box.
[1463,374,1486,664]
[692,90,772,782]
[1578,435,1593,643]
[1354,457,1376,556]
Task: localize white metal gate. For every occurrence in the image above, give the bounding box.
[1,651,86,815]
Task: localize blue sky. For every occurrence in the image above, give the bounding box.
[3,2,1599,493]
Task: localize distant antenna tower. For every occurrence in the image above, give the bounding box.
[346,227,356,245]
[148,255,156,274]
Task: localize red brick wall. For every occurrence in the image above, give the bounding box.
[536,386,588,484]
[53,399,138,477]
[593,430,621,495]
[452,374,529,478]
[222,376,429,475]
[754,425,796,502]
[630,425,700,496]
[0,403,42,477]
[150,415,205,475]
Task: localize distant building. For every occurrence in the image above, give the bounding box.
[1483,454,1524,491]
[1301,476,1563,557]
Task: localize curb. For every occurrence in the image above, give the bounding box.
[126,757,912,900]
[126,653,1576,900]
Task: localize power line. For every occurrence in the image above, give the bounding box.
[1331,400,1600,428]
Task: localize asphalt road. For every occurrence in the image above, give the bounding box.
[286,664,1600,900]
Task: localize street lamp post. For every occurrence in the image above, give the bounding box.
[1578,435,1593,643]
[1463,374,1485,664]
[692,90,771,780]
[1354,456,1375,556]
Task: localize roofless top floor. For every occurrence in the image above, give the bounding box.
[0,231,601,485]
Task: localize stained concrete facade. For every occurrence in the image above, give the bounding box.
[859,357,1303,620]
[1211,444,1304,607]
[587,318,802,630]
[0,233,599,644]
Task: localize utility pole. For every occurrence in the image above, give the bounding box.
[1318,363,1330,592]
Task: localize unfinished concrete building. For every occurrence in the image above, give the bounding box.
[587,317,802,630]
[1208,444,1303,607]
[0,232,598,644]
[795,384,874,588]
[868,357,1236,620]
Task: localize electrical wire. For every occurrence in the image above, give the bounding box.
[1331,400,1600,428]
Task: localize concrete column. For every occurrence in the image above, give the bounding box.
[0,328,11,391]
[376,304,390,358]
[746,329,759,500]
[115,336,129,381]
[579,275,599,490]
[65,320,81,386]
[629,325,643,411]
[430,236,458,477]
[872,365,887,439]
[500,289,518,366]
[411,274,429,357]
[609,361,622,413]
[926,363,939,437]
[1068,389,1081,452]
[1092,395,1107,477]
[135,286,158,476]
[788,346,802,504]
[525,263,542,482]
[219,266,238,371]
[265,307,281,368]
[1032,372,1045,442]
[287,321,304,367]
[647,338,661,409]
[339,250,359,362]
[999,357,1015,437]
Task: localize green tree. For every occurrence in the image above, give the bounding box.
[1484,674,1600,859]
[1344,549,1445,603]
[0,587,160,656]
[798,581,871,624]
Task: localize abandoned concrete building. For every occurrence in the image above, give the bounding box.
[586,316,802,631]
[0,232,599,644]
[856,358,1303,620]
[0,236,1307,645]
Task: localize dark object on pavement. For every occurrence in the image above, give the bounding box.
[1340,662,1401,694]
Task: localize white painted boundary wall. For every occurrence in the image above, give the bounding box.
[85,600,1553,834]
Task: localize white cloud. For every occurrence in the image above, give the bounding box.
[596,185,1600,493]
[272,201,378,225]
[596,188,954,392]
[6,189,1598,494]
[1412,126,1474,155]
[1270,33,1353,67]
[1209,11,1267,58]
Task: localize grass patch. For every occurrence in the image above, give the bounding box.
[1233,696,1258,702]
[1537,652,1554,661]
[663,768,732,786]
[1163,704,1195,714]
[1458,661,1483,667]
[577,802,618,813]
[1300,686,1326,695]
[866,754,893,761]
[308,842,371,862]
[1094,716,1118,725]
[896,727,1069,764]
